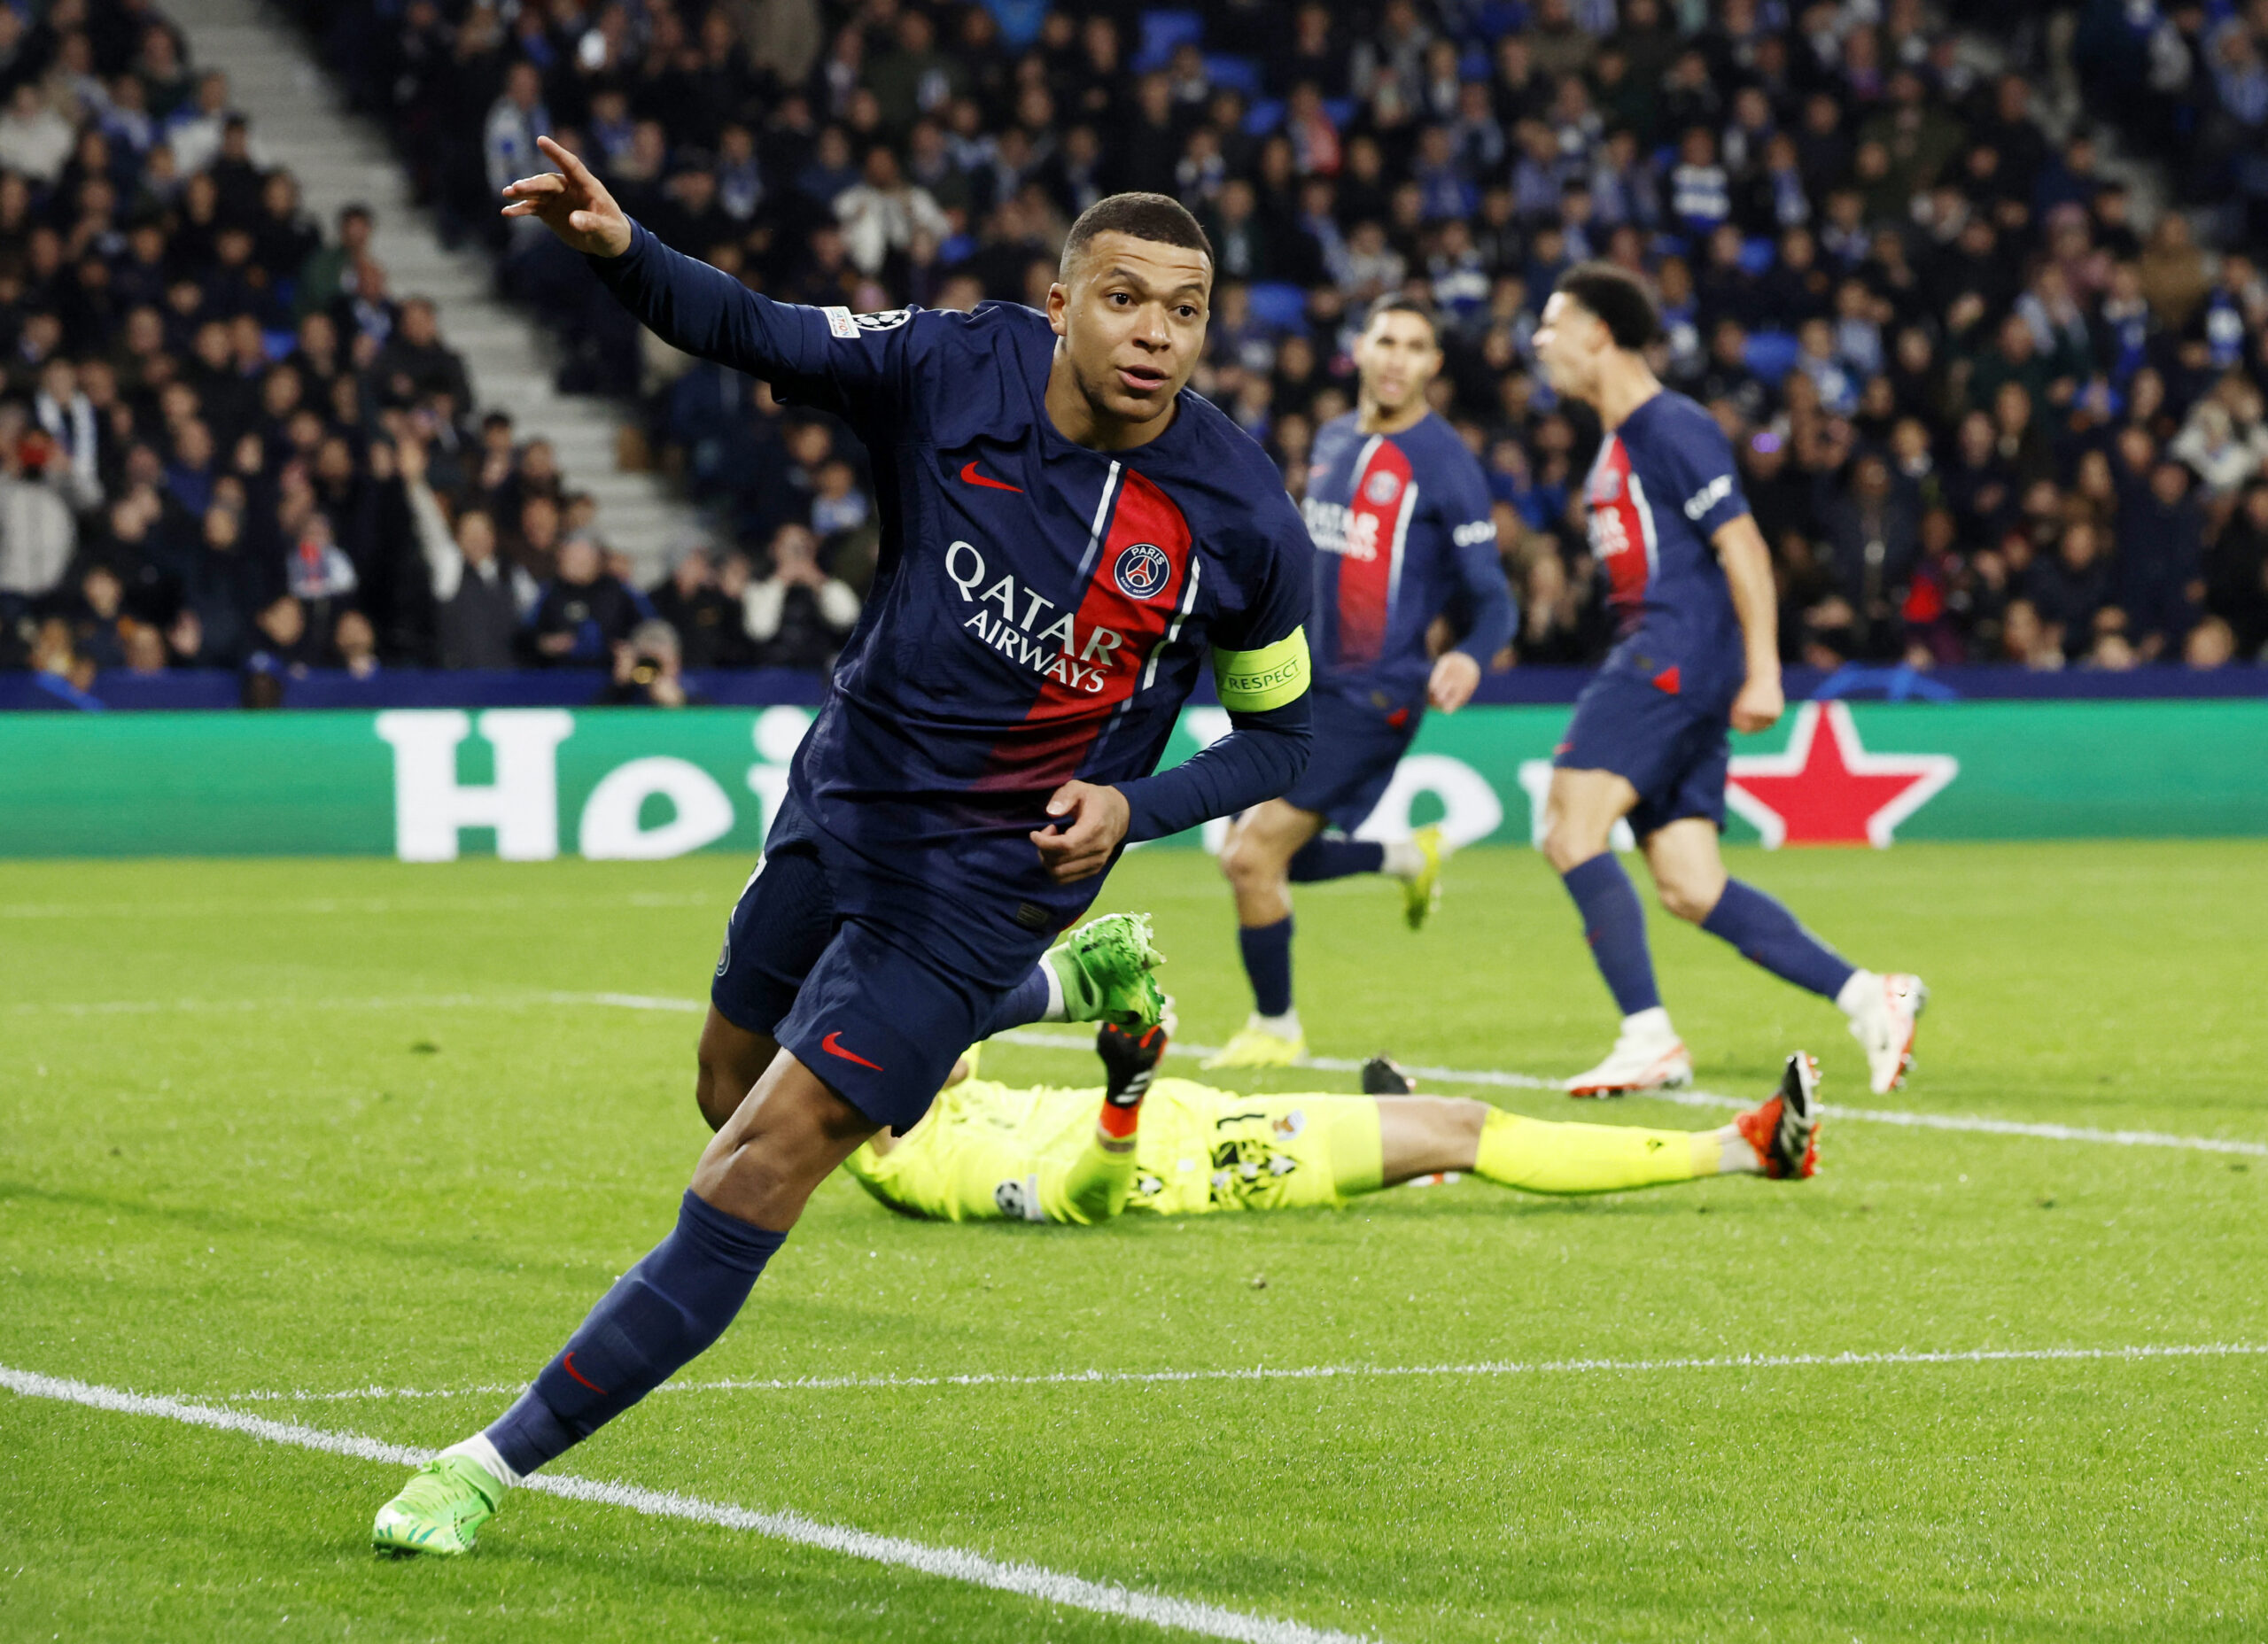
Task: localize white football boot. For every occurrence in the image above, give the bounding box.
[1566,1007,1693,1097]
[1839,970,1928,1094]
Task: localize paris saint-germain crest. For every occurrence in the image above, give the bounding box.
[1114,541,1171,599]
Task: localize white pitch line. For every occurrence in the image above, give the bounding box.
[210,1340,2268,1407]
[10,991,2261,1158]
[0,1362,1369,1644]
[992,1029,2268,1158]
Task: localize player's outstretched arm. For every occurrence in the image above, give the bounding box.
[508,136,910,402]
[500,135,632,257]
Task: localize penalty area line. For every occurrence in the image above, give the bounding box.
[212,1339,2268,1407]
[0,1362,1370,1644]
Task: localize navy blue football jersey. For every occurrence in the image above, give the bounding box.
[1581,390,1751,708]
[1301,410,1513,704]
[592,226,1313,982]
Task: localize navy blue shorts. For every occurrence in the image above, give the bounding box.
[711,839,1000,1133]
[1282,689,1423,833]
[1553,670,1730,839]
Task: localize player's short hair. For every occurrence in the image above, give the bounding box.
[1361,294,1441,343]
[1060,192,1214,278]
[1553,261,1660,351]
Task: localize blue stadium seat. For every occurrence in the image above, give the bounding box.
[978,0,1048,50]
[1247,282,1310,332]
[1744,330,1801,384]
[1203,53,1263,96]
[1323,97,1358,129]
[1738,237,1778,275]
[1243,97,1286,136]
[1133,10,1205,73]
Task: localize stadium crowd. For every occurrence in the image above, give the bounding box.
[6,0,2268,694]
[303,0,2268,676]
[0,0,866,694]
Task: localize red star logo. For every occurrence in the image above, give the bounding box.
[1725,702,1958,849]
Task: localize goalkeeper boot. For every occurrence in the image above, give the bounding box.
[1565,1009,1690,1097]
[1400,825,1447,931]
[372,1455,504,1557]
[1045,912,1167,1029]
[1842,970,1928,1095]
[1202,1012,1305,1069]
[1092,1006,1169,1120]
[1098,1008,1172,1112]
[1735,1051,1823,1180]
[1361,1054,1418,1095]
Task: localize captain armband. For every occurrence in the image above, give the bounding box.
[1212,627,1311,711]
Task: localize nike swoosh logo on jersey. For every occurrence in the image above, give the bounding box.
[821,1031,884,1071]
[959,460,1021,492]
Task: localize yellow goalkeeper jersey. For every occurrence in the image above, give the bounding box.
[840,1076,1383,1222]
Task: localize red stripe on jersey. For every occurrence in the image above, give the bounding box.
[979,468,1194,791]
[1587,434,1651,615]
[1336,438,1414,665]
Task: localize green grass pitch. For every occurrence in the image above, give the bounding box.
[3,840,2264,1642]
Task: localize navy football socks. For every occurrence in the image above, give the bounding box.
[1701,879,1857,999]
[1560,855,1663,1017]
[1238,916,1295,1017]
[1287,836,1386,882]
[485,1191,786,1477]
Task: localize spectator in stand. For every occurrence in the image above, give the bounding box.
[527,533,653,667]
[0,410,77,623]
[296,203,372,318]
[647,544,748,669]
[372,297,472,411]
[198,0,2268,682]
[333,608,380,679]
[601,617,699,708]
[741,523,857,671]
[402,435,532,671]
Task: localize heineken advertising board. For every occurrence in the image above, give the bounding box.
[1,700,2264,860]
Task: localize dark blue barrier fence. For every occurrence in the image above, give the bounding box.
[0,660,2261,714]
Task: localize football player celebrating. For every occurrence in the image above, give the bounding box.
[370,139,1316,1556]
[1208,298,1514,1069]
[1532,263,1924,1098]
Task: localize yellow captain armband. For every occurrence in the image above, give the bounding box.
[1212,627,1311,711]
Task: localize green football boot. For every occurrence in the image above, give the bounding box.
[372,1455,505,1557]
[1402,825,1446,931]
[1044,912,1167,1029]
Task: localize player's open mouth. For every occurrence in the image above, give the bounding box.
[1117,365,1168,392]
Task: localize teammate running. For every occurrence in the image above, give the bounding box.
[1531,263,1923,1098]
[1208,298,1515,1069]
[371,140,1316,1556]
[847,1022,1823,1224]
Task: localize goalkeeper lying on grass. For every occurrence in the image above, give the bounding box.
[842,1019,1824,1224]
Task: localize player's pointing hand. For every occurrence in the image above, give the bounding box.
[1032,781,1132,883]
[500,135,633,259]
